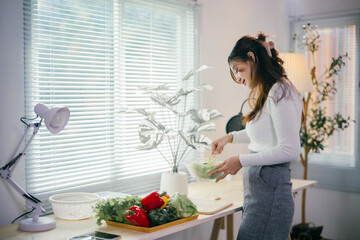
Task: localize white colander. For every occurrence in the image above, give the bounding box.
[49,192,100,220]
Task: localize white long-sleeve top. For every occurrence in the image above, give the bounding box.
[230,81,302,167]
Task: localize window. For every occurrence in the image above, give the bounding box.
[291,15,360,192]
[24,0,197,211]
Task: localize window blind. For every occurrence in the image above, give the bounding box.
[24,0,196,212]
[290,15,360,192]
[307,24,357,167]
[293,15,359,169]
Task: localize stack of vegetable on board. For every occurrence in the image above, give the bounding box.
[94,191,198,227]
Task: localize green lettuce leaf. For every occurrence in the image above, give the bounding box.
[168,193,198,218]
[93,196,142,226]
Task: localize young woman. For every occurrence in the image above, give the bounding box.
[209,33,302,240]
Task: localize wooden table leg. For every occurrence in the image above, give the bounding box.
[210,217,222,240]
[220,217,225,229]
[211,215,234,240]
[226,214,234,240]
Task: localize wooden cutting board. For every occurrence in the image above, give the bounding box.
[190,198,233,215]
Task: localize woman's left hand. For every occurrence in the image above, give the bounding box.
[209,156,243,183]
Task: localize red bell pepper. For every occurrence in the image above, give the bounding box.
[125,205,150,227]
[141,191,166,211]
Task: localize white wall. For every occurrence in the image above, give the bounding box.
[0,0,27,226]
[293,188,360,240]
[290,0,360,18]
[198,0,290,163]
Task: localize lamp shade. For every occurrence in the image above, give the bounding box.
[34,103,70,134]
[279,53,314,93]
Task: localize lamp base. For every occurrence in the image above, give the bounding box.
[19,217,56,232]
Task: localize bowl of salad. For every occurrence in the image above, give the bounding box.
[186,155,222,181]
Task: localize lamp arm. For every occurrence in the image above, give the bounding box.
[6,125,31,166]
[6,176,43,205]
[0,122,45,220]
[1,153,24,173]
[2,175,45,223]
[2,123,41,176]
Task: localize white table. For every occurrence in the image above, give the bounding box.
[0,176,316,240]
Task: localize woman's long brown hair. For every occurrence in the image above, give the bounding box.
[228,33,291,125]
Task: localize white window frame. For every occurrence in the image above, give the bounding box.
[290,14,360,192]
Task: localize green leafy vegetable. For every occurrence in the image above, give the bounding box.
[147,208,169,227]
[167,193,198,218]
[93,196,143,226]
[164,205,178,222]
[190,156,222,180]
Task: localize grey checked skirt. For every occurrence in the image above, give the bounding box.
[237,161,294,240]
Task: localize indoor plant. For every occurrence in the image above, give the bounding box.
[134,65,223,194]
[291,23,353,239]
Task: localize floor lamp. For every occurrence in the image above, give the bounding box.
[279,53,314,93]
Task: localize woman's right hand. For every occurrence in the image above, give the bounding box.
[211,134,233,154]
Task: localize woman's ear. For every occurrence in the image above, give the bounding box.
[247,51,255,61]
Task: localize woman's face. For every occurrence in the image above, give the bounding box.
[229,60,252,87]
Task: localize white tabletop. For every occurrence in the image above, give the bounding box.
[0,176,316,240]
